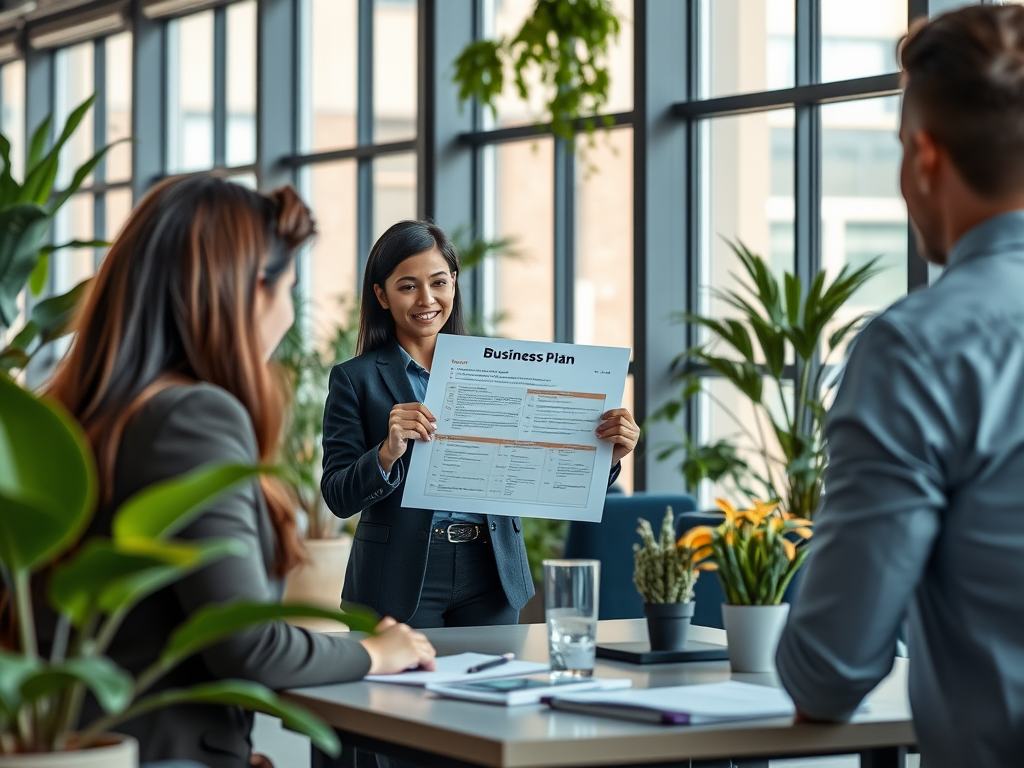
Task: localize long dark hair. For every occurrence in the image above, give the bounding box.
[357,220,468,355]
[47,175,316,576]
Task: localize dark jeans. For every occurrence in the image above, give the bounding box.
[406,528,519,629]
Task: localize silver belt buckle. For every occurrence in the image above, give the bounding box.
[446,524,478,543]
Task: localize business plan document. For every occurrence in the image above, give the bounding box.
[402,334,631,522]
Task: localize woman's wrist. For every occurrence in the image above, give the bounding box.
[378,442,396,474]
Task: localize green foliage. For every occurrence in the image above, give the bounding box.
[632,507,699,604]
[522,518,568,584]
[451,0,620,147]
[275,295,360,538]
[653,241,882,520]
[685,501,813,606]
[0,94,125,376]
[0,376,370,756]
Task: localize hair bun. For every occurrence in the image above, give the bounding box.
[269,185,317,249]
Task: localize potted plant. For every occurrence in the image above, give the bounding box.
[451,0,621,149]
[0,375,377,765]
[1,94,118,376]
[681,499,813,672]
[275,296,359,627]
[632,507,703,651]
[654,241,882,521]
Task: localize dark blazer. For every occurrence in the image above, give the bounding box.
[321,341,537,622]
[81,384,372,768]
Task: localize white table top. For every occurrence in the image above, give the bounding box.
[285,619,915,767]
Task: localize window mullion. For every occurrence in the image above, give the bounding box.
[213,4,227,168]
[356,0,374,282]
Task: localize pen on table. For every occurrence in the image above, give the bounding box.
[465,653,515,674]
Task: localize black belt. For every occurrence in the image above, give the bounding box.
[432,523,489,543]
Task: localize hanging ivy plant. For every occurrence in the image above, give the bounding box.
[452,0,621,148]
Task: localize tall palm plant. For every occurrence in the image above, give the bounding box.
[654,241,882,520]
[0,94,121,375]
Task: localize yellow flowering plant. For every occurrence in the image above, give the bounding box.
[679,499,814,606]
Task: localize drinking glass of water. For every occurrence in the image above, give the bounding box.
[543,559,600,679]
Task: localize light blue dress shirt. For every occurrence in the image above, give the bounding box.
[377,345,487,528]
[776,210,1024,768]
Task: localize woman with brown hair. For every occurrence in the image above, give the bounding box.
[46,175,435,768]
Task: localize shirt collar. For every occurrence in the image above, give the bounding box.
[395,343,429,377]
[946,210,1024,270]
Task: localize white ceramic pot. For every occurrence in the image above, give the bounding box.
[283,535,353,632]
[721,603,791,673]
[0,735,137,768]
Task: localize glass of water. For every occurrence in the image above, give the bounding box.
[543,559,600,679]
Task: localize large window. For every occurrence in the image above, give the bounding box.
[51,32,134,292]
[685,1,912,504]
[295,0,417,348]
[472,0,636,489]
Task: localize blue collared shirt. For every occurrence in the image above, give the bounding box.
[776,210,1024,767]
[377,345,487,528]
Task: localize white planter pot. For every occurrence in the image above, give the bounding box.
[283,535,353,632]
[721,603,791,673]
[0,735,137,768]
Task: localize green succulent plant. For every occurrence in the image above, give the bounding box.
[632,507,699,605]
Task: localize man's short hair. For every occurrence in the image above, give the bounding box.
[900,4,1024,198]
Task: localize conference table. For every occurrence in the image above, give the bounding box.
[285,619,915,768]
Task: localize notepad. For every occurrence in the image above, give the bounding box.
[428,675,632,706]
[547,681,796,725]
[365,653,549,686]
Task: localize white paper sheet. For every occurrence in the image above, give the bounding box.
[365,653,549,686]
[402,335,631,522]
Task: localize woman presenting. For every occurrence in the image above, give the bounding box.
[321,220,639,628]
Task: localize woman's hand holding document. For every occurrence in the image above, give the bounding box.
[546,681,797,725]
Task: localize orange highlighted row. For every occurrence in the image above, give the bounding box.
[435,434,596,451]
[525,390,606,400]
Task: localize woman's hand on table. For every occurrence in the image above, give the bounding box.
[360,617,437,675]
[597,408,640,465]
[379,403,437,474]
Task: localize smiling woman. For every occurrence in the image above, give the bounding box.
[320,220,640,629]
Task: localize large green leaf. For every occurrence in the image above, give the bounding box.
[0,376,96,574]
[105,681,340,756]
[0,203,49,327]
[29,279,92,345]
[112,464,269,543]
[0,649,40,718]
[19,657,133,715]
[50,538,245,627]
[49,139,131,215]
[161,602,380,667]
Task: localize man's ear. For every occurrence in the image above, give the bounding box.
[913,128,940,194]
[374,283,389,309]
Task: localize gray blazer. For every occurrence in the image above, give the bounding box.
[82,384,372,768]
[321,342,537,622]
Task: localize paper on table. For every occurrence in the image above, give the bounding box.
[401,334,631,522]
[365,653,549,687]
[548,681,796,725]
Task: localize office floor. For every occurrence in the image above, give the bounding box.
[253,715,921,768]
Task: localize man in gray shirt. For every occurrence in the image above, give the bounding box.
[776,6,1024,767]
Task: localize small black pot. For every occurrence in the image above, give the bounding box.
[643,601,696,651]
